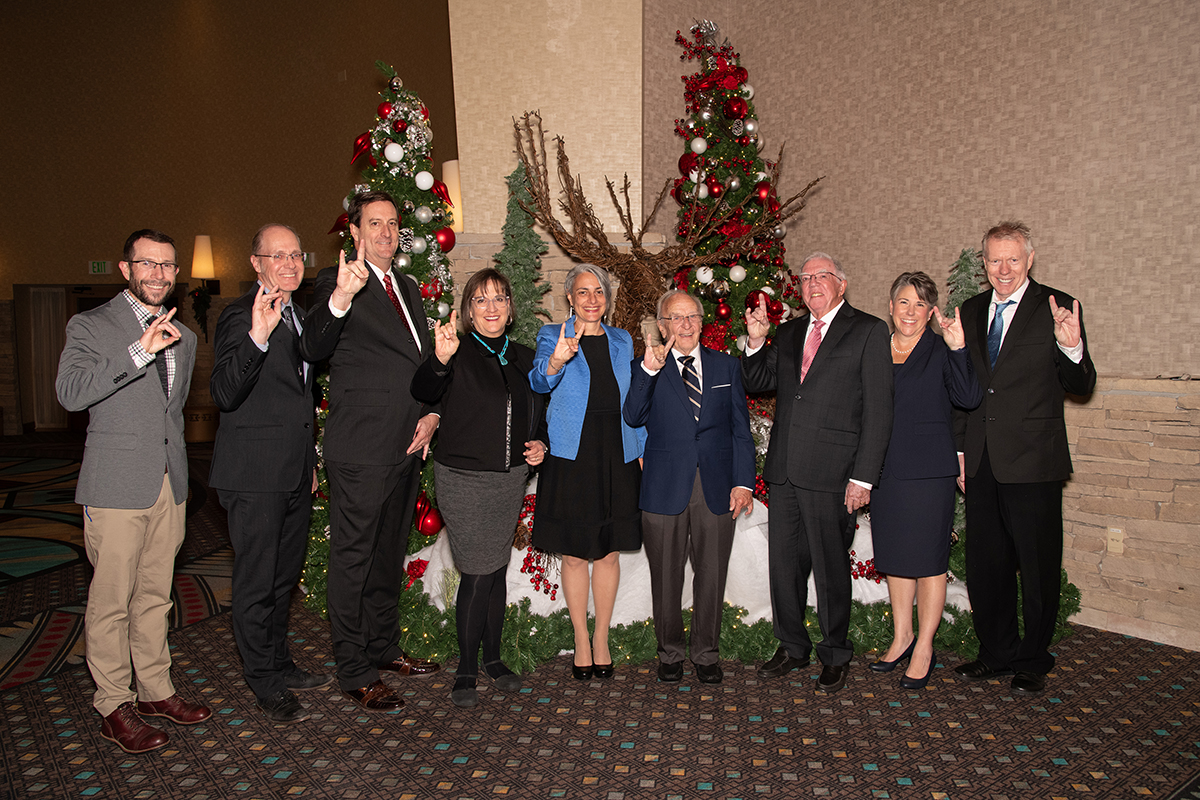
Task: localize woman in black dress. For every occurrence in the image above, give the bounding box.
[529,264,645,680]
[870,272,983,689]
[411,269,547,708]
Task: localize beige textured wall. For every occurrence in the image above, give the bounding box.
[447,0,643,240]
[643,0,1200,380]
[640,1,1200,649]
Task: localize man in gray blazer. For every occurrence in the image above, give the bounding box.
[742,253,894,694]
[210,224,329,724]
[56,229,211,754]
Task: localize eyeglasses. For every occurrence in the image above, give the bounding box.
[129,259,178,274]
[471,295,509,308]
[254,253,307,264]
[660,313,703,324]
[798,271,841,284]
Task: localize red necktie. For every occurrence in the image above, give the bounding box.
[382,273,406,318]
[800,319,824,382]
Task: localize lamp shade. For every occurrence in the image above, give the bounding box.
[442,160,464,233]
[192,235,215,279]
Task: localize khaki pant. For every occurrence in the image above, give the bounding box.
[83,473,185,717]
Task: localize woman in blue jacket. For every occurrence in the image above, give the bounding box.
[529,264,646,680]
[870,272,983,689]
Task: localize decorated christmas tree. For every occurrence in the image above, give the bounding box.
[493,164,551,349]
[303,63,456,618]
[669,21,810,354]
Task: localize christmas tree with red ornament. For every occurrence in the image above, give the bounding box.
[670,21,810,354]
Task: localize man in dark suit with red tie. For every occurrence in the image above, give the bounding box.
[210,224,331,724]
[301,191,441,712]
[623,290,756,684]
[954,221,1095,696]
[742,253,893,693]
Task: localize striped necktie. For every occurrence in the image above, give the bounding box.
[680,355,702,421]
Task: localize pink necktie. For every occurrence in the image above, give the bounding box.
[800,319,824,382]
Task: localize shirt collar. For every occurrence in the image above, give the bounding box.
[990,278,1030,309]
[122,290,161,325]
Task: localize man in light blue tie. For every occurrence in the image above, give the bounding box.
[954,221,1096,696]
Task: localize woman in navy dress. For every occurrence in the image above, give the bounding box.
[870,272,983,688]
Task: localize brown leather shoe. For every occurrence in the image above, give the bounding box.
[378,652,441,677]
[136,693,213,725]
[100,702,169,754]
[343,679,405,711]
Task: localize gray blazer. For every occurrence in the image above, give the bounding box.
[56,293,196,509]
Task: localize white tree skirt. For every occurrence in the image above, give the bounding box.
[411,476,970,627]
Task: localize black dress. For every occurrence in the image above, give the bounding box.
[532,336,642,559]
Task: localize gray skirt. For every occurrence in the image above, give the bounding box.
[433,461,529,574]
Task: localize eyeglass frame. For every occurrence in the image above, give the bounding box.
[253,252,307,264]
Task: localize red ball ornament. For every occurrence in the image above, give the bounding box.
[417,504,444,536]
[723,97,749,120]
[772,255,785,267]
[392,118,409,135]
[435,227,456,252]
[737,135,751,146]
[768,299,785,320]
[679,151,699,176]
[377,101,394,119]
[734,66,749,84]
[745,289,768,311]
[705,176,723,199]
[753,180,772,204]
[715,300,732,321]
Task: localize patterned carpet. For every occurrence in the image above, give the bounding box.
[1,435,1199,798]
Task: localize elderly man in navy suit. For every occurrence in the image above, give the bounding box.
[56,229,211,754]
[623,290,755,684]
[210,224,331,724]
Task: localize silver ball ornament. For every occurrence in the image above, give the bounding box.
[741,83,754,99]
[410,237,428,255]
[389,76,404,93]
[414,205,434,224]
[744,119,759,135]
[727,176,741,192]
[395,253,412,269]
[707,279,730,300]
[771,223,787,240]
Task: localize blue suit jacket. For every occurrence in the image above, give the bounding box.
[623,347,756,516]
[529,320,645,462]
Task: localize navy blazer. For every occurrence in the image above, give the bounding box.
[623,347,756,516]
[880,328,983,481]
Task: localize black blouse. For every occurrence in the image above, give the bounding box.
[410,332,547,472]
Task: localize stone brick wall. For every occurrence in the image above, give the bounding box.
[1065,378,1200,650]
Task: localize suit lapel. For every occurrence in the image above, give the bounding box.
[666,351,694,424]
[804,303,853,380]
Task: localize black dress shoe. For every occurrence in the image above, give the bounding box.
[256,690,310,724]
[572,663,594,680]
[285,669,334,691]
[757,647,808,679]
[869,639,916,673]
[483,661,523,693]
[343,679,405,711]
[1010,671,1046,696]
[657,661,684,682]
[898,653,935,690]
[695,662,723,684]
[817,663,849,693]
[451,676,479,708]
[953,660,1015,682]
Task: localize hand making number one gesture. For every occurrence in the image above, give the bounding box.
[546,322,579,375]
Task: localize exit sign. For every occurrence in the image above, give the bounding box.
[89,260,110,275]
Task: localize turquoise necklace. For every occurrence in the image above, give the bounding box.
[472,332,510,366]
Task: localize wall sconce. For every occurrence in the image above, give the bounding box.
[189,235,218,341]
[442,160,464,233]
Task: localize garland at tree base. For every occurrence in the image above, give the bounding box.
[302,568,1080,676]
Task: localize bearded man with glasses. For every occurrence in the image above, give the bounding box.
[56,229,210,753]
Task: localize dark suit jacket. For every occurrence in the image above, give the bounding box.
[56,293,196,508]
[961,278,1096,483]
[623,347,756,516]
[300,264,432,466]
[881,328,983,481]
[742,301,893,493]
[209,286,316,492]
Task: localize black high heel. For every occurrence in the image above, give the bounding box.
[899,652,936,690]
[572,663,594,680]
[869,639,916,673]
[591,638,614,678]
